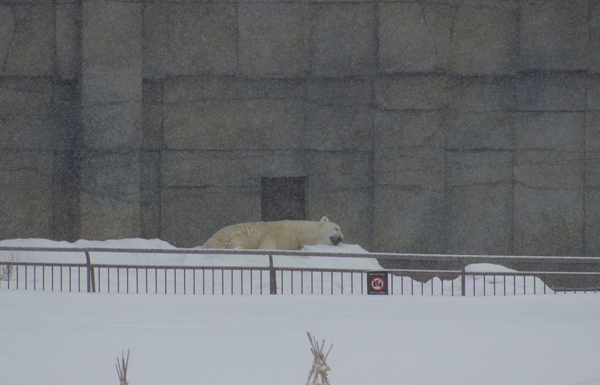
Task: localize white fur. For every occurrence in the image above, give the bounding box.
[203,216,344,250]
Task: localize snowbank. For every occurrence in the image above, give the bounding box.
[0,238,382,270]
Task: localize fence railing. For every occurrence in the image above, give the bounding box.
[1,246,599,296]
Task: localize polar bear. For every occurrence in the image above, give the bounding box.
[203,216,343,250]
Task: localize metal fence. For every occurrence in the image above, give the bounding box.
[1,246,599,296]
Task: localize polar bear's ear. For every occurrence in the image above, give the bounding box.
[320,216,329,223]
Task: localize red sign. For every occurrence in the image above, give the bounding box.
[370,276,385,291]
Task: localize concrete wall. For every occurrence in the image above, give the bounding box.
[0,0,599,256]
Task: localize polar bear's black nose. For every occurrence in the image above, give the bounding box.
[330,235,343,246]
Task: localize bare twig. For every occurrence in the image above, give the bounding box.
[306,333,333,385]
[0,254,15,282]
[115,349,130,385]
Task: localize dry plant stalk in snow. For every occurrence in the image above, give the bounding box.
[0,254,15,282]
[115,349,130,385]
[306,332,333,385]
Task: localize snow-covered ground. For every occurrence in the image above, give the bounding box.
[1,238,600,385]
[2,291,600,385]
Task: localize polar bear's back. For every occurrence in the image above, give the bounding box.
[203,222,271,249]
[202,217,342,250]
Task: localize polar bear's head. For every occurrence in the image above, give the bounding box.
[317,216,344,246]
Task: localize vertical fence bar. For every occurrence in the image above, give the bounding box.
[362,272,366,295]
[85,251,95,293]
[331,272,333,295]
[401,276,403,295]
[461,260,466,296]
[483,274,486,296]
[321,272,323,295]
[544,275,547,294]
[269,255,277,295]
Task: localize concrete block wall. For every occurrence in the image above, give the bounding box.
[80,1,143,239]
[0,0,599,256]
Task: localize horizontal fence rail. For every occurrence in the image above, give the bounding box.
[1,246,599,296]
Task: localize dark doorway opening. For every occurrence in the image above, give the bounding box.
[261,177,307,222]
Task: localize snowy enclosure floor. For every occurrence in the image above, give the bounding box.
[1,290,599,385]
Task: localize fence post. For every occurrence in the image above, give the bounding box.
[269,254,277,295]
[85,251,96,293]
[461,259,466,297]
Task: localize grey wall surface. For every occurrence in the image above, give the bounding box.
[0,0,599,256]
